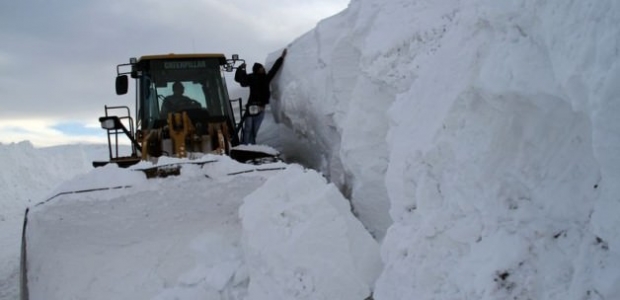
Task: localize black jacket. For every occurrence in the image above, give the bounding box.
[234,56,284,106]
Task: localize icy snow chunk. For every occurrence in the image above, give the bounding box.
[240,164,382,300]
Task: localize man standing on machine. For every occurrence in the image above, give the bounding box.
[234,49,287,144]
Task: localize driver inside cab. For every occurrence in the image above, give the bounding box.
[160,81,202,118]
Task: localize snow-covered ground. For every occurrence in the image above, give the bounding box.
[2,0,620,299]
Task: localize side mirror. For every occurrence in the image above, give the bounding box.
[115,75,128,95]
[232,54,239,60]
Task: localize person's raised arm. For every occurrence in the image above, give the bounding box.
[267,49,287,82]
[235,63,249,87]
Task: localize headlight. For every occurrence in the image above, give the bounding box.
[100,118,117,130]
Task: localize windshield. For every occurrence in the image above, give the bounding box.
[137,58,231,130]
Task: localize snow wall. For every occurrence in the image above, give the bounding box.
[271,0,620,299]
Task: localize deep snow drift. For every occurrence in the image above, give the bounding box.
[271,0,620,298]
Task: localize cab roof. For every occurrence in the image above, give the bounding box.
[138,53,227,65]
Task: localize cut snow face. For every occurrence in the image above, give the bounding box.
[24,155,381,300]
[269,0,620,299]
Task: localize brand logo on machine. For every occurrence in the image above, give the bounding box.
[164,61,207,69]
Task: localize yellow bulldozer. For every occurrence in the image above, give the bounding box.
[93,53,277,175]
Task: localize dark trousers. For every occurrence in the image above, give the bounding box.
[242,110,265,144]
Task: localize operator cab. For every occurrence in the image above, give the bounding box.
[125,55,235,133]
[116,54,238,140]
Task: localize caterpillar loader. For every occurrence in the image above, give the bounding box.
[19,53,287,300]
[94,53,278,176]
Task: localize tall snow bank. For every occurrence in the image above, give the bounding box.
[272,0,620,298]
[240,165,382,300]
[379,1,620,299]
[269,0,394,239]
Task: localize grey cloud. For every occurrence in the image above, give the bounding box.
[0,0,347,121]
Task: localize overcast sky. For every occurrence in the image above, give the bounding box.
[0,0,348,146]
